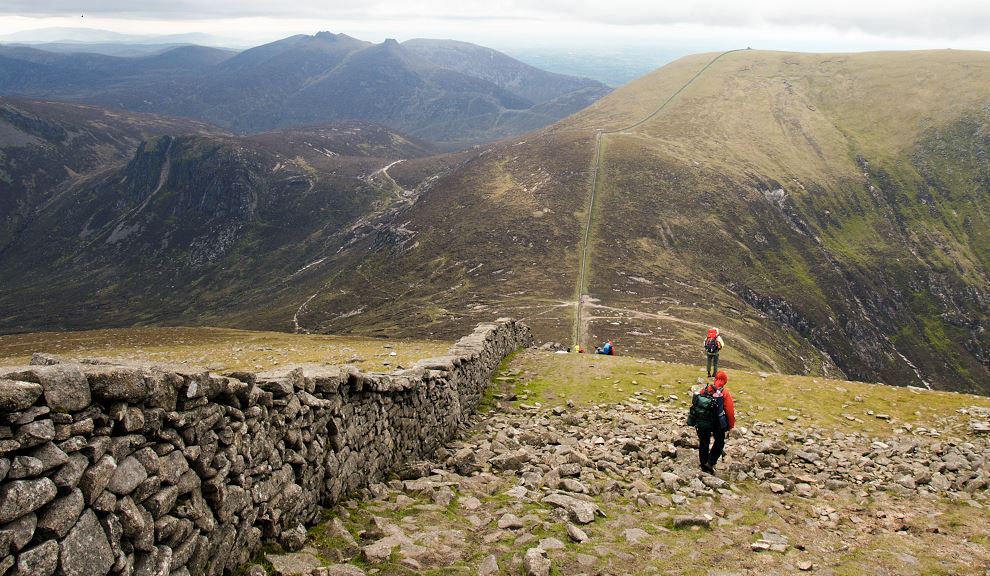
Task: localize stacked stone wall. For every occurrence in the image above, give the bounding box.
[0,318,532,575]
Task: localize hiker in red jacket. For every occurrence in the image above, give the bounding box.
[697,370,735,474]
[704,328,724,378]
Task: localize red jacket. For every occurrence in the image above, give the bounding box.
[709,370,735,430]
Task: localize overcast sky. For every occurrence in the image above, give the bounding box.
[2,0,990,52]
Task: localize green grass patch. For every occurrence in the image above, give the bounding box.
[231,542,282,576]
[508,350,990,437]
[0,326,448,373]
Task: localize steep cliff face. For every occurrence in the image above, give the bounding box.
[9,135,272,272]
[91,136,266,259]
[0,99,215,255]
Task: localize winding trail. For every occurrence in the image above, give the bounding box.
[369,159,406,195]
[573,49,746,347]
[292,291,320,333]
[291,158,412,333]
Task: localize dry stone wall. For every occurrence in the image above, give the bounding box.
[0,318,532,576]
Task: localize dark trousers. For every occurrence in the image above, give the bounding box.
[697,429,726,467]
[706,353,719,376]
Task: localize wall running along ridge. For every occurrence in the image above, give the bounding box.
[0,318,532,576]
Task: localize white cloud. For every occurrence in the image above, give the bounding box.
[2,0,990,50]
[5,1,990,36]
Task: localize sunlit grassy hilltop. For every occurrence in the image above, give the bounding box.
[557,49,990,391]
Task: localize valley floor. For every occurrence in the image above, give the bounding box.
[253,350,990,576]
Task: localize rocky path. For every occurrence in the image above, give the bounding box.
[254,359,990,576]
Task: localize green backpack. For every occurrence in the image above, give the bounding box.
[687,387,726,432]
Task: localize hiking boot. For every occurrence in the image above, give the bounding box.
[700,463,715,474]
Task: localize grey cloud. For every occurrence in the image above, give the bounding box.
[767,11,990,38]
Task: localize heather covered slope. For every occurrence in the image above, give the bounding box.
[0,108,452,334]
[286,50,990,393]
[0,98,219,256]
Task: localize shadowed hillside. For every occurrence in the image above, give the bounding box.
[0,101,454,334]
[0,98,219,256]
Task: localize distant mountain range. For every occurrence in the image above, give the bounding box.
[0,32,611,147]
[0,27,238,47]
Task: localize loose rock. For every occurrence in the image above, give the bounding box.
[523,547,551,576]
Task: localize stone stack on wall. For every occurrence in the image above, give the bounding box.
[0,318,532,576]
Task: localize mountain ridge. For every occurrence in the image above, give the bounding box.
[0,32,612,147]
[562,48,990,391]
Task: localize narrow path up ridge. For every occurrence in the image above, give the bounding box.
[573,49,748,348]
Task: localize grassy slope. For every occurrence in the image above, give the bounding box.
[549,50,990,392]
[0,327,447,373]
[0,122,449,336]
[289,49,989,392]
[504,350,990,575]
[512,350,990,438]
[286,129,596,342]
